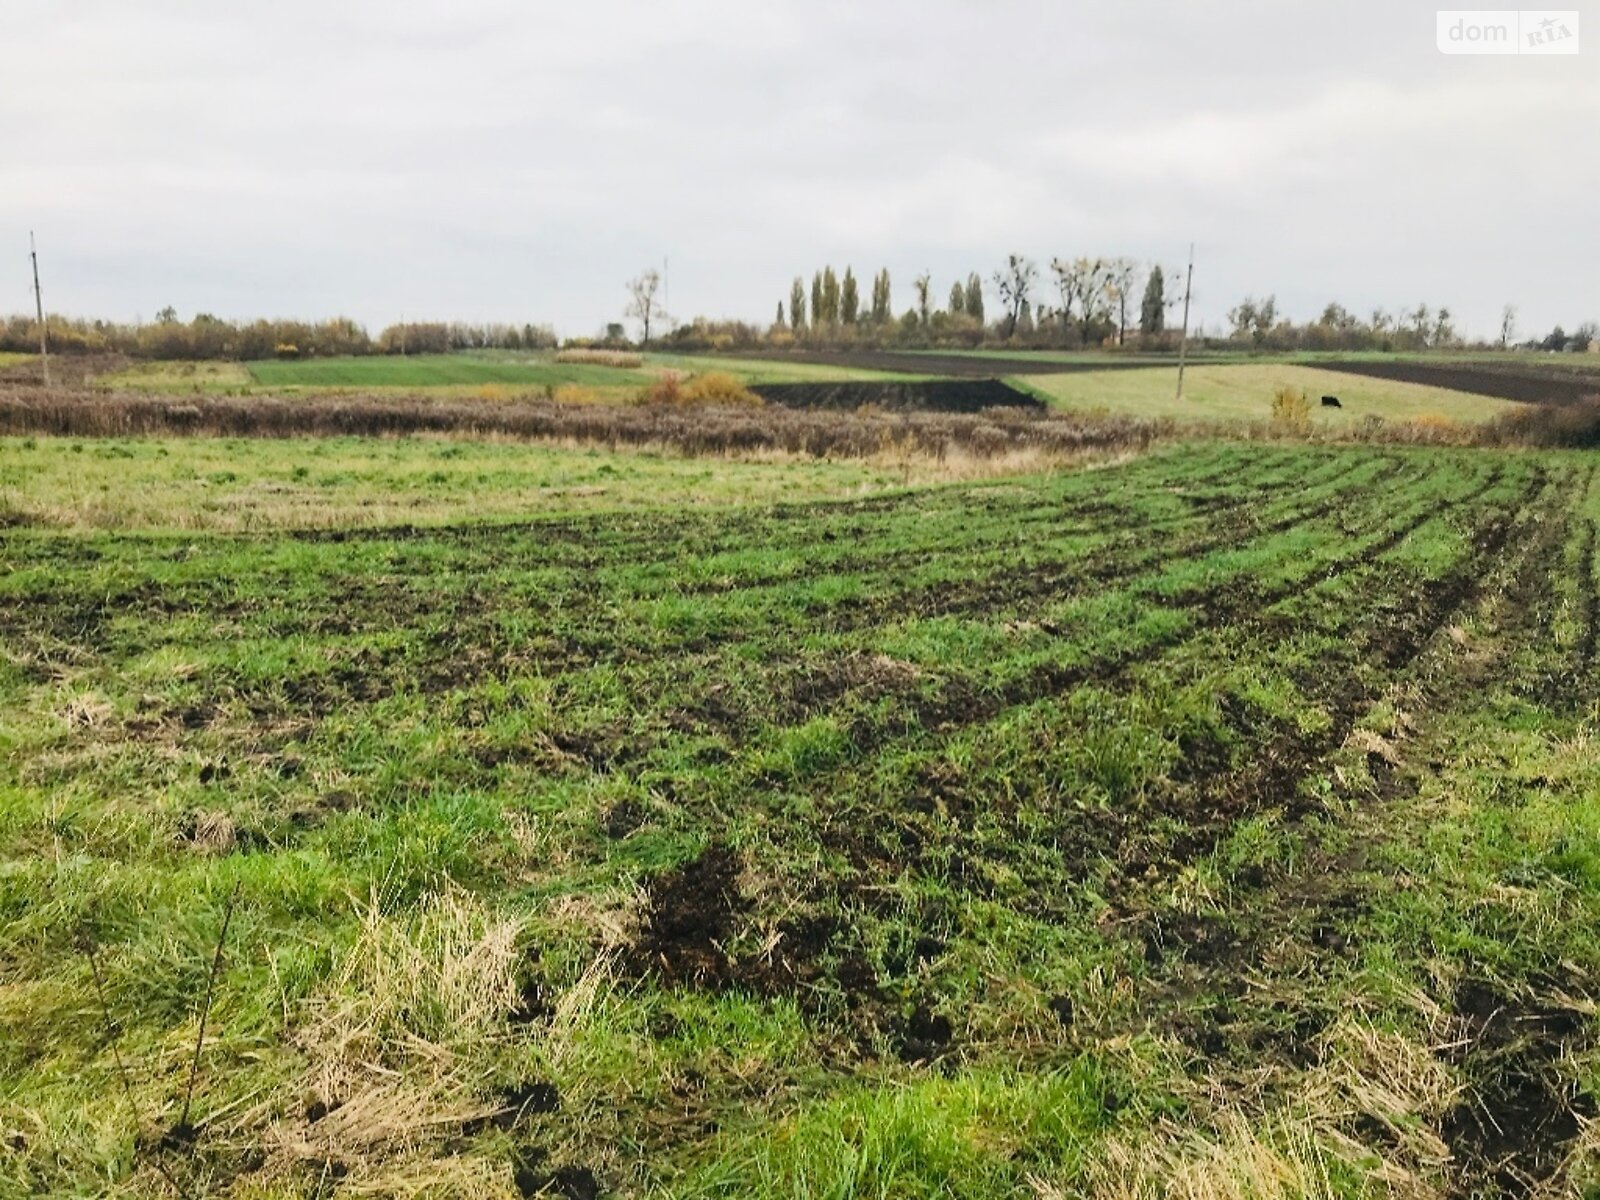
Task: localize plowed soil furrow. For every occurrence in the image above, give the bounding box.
[1576,517,1598,674]
[790,470,1523,843]
[560,465,1496,769]
[1319,358,1600,406]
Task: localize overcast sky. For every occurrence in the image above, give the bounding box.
[5,1,1595,340]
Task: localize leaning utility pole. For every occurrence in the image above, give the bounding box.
[30,232,50,386]
[1174,243,1194,402]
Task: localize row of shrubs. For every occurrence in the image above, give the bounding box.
[0,315,560,361]
[0,386,1159,461]
[8,380,1597,456]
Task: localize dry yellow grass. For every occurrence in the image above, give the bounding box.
[554,349,643,368]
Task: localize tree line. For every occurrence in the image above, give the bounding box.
[1221,297,1595,354]
[771,257,1178,349]
[762,258,1596,354]
[7,262,1594,362]
[0,312,559,360]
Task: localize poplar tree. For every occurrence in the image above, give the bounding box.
[964,274,984,325]
[870,269,892,324]
[1140,266,1165,335]
[822,267,840,324]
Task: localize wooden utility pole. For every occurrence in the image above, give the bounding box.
[30,232,50,386]
[1174,243,1194,402]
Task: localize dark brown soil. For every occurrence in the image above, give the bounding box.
[514,1161,600,1200]
[601,800,647,839]
[1441,977,1596,1197]
[1320,359,1600,406]
[460,1081,561,1135]
[625,846,746,987]
[896,1003,954,1064]
[753,379,1042,412]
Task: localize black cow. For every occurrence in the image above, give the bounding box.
[1321,395,1342,408]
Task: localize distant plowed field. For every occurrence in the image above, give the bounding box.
[754,378,1042,411]
[5,443,1600,1198]
[1321,357,1600,405]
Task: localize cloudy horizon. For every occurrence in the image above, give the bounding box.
[6,0,1596,343]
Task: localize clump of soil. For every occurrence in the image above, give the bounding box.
[626,846,746,987]
[602,799,647,839]
[1140,913,1241,967]
[460,1081,560,1136]
[510,974,554,1025]
[512,1149,600,1200]
[177,809,237,855]
[1048,994,1075,1028]
[1441,977,1596,1197]
[897,1003,954,1064]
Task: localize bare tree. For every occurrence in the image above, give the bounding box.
[993,255,1037,340]
[914,271,932,326]
[626,270,665,345]
[1227,295,1278,347]
[1051,257,1114,346]
[1408,303,1431,345]
[1105,258,1139,345]
[1500,303,1518,349]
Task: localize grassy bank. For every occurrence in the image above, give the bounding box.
[1016,363,1515,425]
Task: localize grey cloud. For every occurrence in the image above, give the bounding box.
[4,0,1595,338]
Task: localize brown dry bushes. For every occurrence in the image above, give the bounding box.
[1477,397,1600,447]
[0,385,1168,462]
[3,385,1587,462]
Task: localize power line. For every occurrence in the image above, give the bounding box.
[1174,242,1194,402]
[30,232,50,387]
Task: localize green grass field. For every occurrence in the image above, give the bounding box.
[99,352,903,396]
[3,437,1598,1198]
[920,347,1597,367]
[244,354,658,391]
[645,353,912,384]
[0,437,901,532]
[1017,363,1517,424]
[0,352,35,371]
